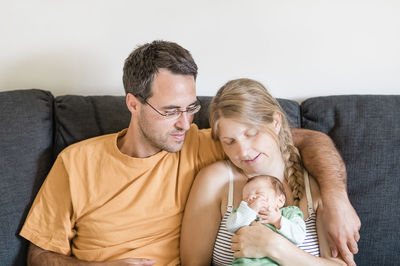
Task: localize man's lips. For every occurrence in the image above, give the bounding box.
[171,133,186,141]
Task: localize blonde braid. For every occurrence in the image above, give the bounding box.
[279,125,305,206]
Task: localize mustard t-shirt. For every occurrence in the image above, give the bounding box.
[20,124,224,265]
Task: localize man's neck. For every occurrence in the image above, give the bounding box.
[117,126,161,158]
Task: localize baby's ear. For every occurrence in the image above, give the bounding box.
[277,194,285,208]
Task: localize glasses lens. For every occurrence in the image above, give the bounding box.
[189,104,201,114]
[164,104,201,120]
[166,111,181,120]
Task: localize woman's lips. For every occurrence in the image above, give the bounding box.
[244,153,261,164]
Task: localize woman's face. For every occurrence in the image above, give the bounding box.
[217,116,284,177]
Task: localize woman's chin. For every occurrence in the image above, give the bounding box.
[243,168,263,178]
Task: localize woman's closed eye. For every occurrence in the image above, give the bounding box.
[245,128,258,138]
[223,139,236,146]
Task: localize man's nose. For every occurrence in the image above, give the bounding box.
[175,112,192,131]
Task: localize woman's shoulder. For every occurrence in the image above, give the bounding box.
[189,160,233,204]
[194,160,231,187]
[199,159,229,171]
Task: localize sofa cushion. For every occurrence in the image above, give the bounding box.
[54,95,300,156]
[54,95,130,156]
[0,89,54,266]
[301,95,400,265]
[277,98,301,128]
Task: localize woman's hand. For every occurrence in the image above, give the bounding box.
[231,222,279,258]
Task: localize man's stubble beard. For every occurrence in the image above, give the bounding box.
[138,113,185,153]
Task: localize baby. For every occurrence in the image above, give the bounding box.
[226,175,306,266]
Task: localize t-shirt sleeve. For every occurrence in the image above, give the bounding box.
[19,155,75,255]
[196,128,225,170]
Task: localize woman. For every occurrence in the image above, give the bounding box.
[180,78,346,265]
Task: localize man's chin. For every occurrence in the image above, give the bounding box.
[163,140,185,153]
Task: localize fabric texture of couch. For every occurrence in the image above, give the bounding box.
[0,89,399,265]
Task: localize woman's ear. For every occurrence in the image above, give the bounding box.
[126,93,140,113]
[272,112,282,134]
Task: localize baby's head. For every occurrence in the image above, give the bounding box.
[243,175,286,208]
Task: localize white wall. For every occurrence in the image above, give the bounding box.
[1,0,399,101]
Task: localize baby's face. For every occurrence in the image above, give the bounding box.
[243,178,280,208]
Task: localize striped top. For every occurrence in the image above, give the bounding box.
[212,163,319,265]
[298,170,320,256]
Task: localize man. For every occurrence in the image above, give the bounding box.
[21,40,360,265]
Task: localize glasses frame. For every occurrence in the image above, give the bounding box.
[138,95,202,120]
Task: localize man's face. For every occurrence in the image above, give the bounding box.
[137,69,197,153]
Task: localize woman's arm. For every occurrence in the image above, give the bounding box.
[180,162,228,266]
[230,176,348,266]
[231,223,346,266]
[291,128,360,265]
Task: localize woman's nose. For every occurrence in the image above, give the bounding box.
[236,141,250,157]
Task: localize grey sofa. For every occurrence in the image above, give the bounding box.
[1,89,399,266]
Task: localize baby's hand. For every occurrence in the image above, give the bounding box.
[258,205,282,227]
[245,196,267,213]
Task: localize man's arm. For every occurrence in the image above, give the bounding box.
[291,128,347,193]
[291,128,361,266]
[27,244,155,266]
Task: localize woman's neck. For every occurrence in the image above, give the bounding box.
[269,155,286,181]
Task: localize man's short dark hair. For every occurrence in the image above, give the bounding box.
[122,40,198,101]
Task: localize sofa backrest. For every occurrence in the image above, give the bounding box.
[53,95,301,155]
[53,95,130,156]
[0,89,54,266]
[301,95,400,265]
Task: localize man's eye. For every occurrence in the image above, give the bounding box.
[164,110,179,116]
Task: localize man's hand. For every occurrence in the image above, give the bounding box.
[321,193,361,266]
[291,128,361,265]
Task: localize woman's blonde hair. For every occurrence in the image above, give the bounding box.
[209,78,305,205]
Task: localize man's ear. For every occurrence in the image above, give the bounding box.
[272,112,282,134]
[126,93,141,113]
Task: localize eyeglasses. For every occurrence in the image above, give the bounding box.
[139,96,201,120]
